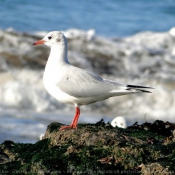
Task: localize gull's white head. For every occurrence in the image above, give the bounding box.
[32,31,66,47]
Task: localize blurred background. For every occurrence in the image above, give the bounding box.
[0,0,175,143]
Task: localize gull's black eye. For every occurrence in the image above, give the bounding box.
[48,36,52,40]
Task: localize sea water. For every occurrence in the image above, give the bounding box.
[0,0,174,37]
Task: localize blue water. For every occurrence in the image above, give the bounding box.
[0,0,174,37]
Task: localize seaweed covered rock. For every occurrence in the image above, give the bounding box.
[0,120,175,174]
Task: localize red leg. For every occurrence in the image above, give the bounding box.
[60,107,80,130]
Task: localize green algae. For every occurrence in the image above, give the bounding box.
[47,122,62,133]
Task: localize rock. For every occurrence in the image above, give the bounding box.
[173,130,175,142]
[141,163,171,175]
[0,120,175,174]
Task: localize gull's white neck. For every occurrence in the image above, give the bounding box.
[43,37,70,95]
[47,39,69,69]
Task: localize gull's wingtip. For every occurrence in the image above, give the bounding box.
[139,89,152,93]
[126,84,154,93]
[127,85,154,89]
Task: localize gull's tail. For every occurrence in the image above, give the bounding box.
[126,85,154,93]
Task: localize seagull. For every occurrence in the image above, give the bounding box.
[32,31,153,130]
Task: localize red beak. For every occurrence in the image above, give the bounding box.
[32,40,45,46]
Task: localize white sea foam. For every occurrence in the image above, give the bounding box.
[0,28,174,115]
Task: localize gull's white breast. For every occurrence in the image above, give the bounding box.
[43,68,77,105]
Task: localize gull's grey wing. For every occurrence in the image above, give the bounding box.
[57,66,124,98]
